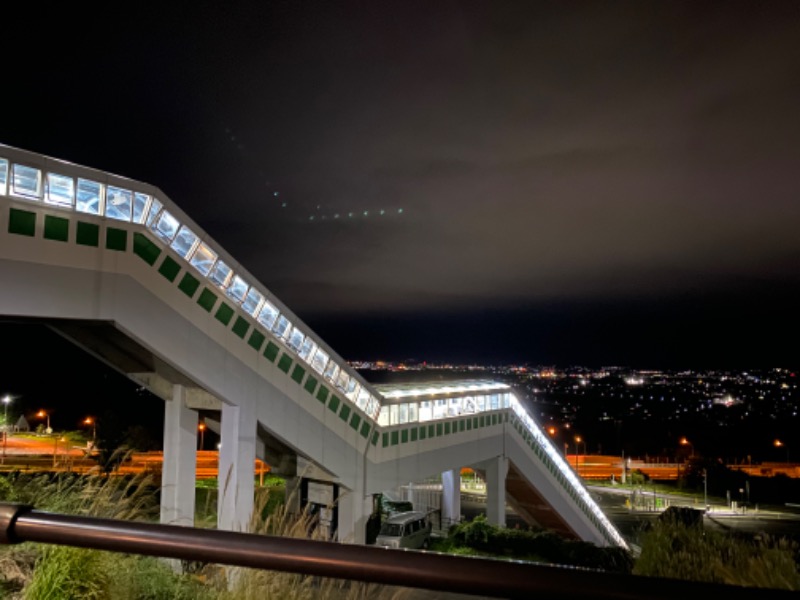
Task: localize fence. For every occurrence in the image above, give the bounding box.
[0,502,795,599]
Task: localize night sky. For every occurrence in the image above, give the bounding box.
[2,1,800,371]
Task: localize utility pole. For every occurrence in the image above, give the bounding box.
[703,468,708,512]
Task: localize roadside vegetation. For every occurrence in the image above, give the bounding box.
[0,467,797,598]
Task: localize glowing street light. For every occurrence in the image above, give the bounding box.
[2,395,11,463]
[198,421,206,450]
[575,435,587,476]
[83,417,96,448]
[774,439,789,462]
[680,437,694,458]
[36,410,52,435]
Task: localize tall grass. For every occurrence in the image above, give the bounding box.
[633,517,800,590]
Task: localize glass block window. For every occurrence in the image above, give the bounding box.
[389,405,398,425]
[298,338,317,361]
[208,260,232,289]
[171,225,198,258]
[45,173,75,207]
[105,186,133,221]
[419,401,432,421]
[12,164,42,199]
[378,406,389,426]
[398,404,408,424]
[273,315,290,339]
[145,198,163,228]
[367,396,380,420]
[256,300,279,330]
[309,347,329,374]
[76,179,103,215]
[323,360,339,383]
[189,242,217,276]
[345,380,360,402]
[150,209,180,243]
[0,159,8,195]
[226,275,248,304]
[133,192,151,224]
[407,401,418,422]
[242,287,263,316]
[287,327,304,352]
[335,370,349,392]
[356,387,371,410]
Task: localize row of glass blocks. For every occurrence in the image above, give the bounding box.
[0,156,381,421]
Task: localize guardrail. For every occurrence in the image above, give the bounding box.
[0,503,794,599]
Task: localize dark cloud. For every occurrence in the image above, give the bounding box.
[2,0,799,366]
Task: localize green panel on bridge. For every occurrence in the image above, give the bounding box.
[444,422,451,435]
[76,221,100,247]
[215,302,234,326]
[133,232,161,265]
[44,215,69,242]
[400,428,408,443]
[291,364,306,384]
[428,424,435,438]
[8,208,35,236]
[371,431,378,446]
[316,385,329,403]
[248,329,265,351]
[382,432,389,448]
[419,426,426,440]
[473,417,478,429]
[459,420,465,432]
[178,272,200,298]
[360,422,371,439]
[349,413,361,431]
[105,227,127,251]
[467,419,472,430]
[232,316,249,339]
[197,288,217,312]
[304,374,318,394]
[277,353,293,373]
[339,404,351,422]
[391,431,399,446]
[263,341,279,362]
[436,423,443,437]
[328,395,340,413]
[480,416,486,428]
[158,256,181,282]
[410,427,417,442]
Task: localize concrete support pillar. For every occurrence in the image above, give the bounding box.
[442,469,461,528]
[485,455,509,527]
[218,401,256,532]
[337,481,370,544]
[160,385,198,527]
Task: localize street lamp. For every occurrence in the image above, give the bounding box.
[680,437,694,458]
[83,417,96,448]
[575,436,586,476]
[36,410,52,435]
[774,439,789,463]
[198,421,206,450]
[2,395,11,464]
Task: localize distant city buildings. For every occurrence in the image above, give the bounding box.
[353,361,798,463]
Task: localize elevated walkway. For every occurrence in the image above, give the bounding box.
[0,143,626,549]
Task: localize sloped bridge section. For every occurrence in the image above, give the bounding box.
[0,143,626,550]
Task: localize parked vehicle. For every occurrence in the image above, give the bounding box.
[374,510,431,550]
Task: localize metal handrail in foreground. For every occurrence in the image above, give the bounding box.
[0,503,795,600]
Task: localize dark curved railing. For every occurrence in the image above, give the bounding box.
[0,503,794,600]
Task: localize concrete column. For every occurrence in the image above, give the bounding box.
[337,481,371,544]
[218,401,256,532]
[485,455,509,527]
[160,385,198,527]
[442,469,461,528]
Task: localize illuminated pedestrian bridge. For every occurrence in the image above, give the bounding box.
[0,142,627,550]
